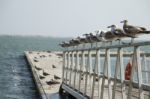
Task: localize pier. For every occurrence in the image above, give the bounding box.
[25,51,63,99]
[25,41,150,99]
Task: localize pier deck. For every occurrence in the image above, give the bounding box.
[25,50,150,99]
[25,51,63,99]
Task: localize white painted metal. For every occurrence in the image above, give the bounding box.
[78,50,85,91]
[62,52,66,82]
[100,49,109,99]
[84,50,91,96]
[69,51,74,86]
[73,50,79,88]
[142,55,149,84]
[135,47,144,99]
[61,41,150,99]
[119,48,126,99]
[91,49,100,99]
[64,52,68,83]
[127,47,137,99]
[107,49,112,99]
[112,48,121,99]
[65,52,70,84]
[97,50,101,99]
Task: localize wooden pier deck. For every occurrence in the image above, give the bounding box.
[25,51,63,99]
[25,50,150,99]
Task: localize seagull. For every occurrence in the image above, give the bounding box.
[43,70,50,76]
[54,75,61,80]
[46,79,60,85]
[107,24,135,44]
[100,29,119,45]
[121,20,150,43]
[35,65,42,70]
[39,75,45,79]
[69,38,80,46]
[94,31,115,46]
[83,33,97,47]
[108,25,125,35]
[88,32,107,47]
[59,41,70,47]
[73,36,86,44]
[94,30,104,41]
[83,33,94,43]
[95,30,110,44]
[89,32,103,42]
[52,64,56,68]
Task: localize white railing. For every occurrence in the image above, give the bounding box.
[61,41,150,99]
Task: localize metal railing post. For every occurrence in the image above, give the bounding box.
[65,51,70,84]
[73,47,79,88]
[91,49,100,98]
[119,49,126,99]
[78,49,85,91]
[100,48,111,99]
[84,49,91,95]
[127,46,143,99]
[97,50,101,99]
[107,49,112,99]
[127,47,136,99]
[141,55,150,99]
[112,48,121,99]
[69,51,74,86]
[135,47,144,99]
[62,51,66,82]
[142,55,149,84]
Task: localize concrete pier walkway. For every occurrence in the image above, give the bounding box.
[25,51,63,99]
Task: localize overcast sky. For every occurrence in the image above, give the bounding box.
[0,0,150,38]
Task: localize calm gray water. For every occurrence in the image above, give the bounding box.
[0,36,70,99]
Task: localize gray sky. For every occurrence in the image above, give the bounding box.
[0,0,150,38]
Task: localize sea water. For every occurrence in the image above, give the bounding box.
[0,36,69,99]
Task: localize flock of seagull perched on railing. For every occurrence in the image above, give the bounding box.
[59,20,150,47]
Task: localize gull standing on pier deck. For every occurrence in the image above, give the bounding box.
[121,20,150,43]
[43,70,50,76]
